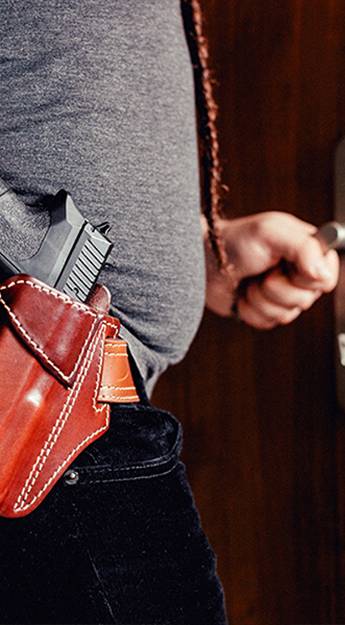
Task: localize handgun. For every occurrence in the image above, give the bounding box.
[0,181,113,303]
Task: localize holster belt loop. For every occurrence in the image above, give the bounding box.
[98,338,140,404]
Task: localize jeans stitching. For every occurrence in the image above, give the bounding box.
[85,460,180,484]
[70,407,183,479]
[75,422,182,473]
[68,423,182,485]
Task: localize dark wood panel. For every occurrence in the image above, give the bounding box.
[153,2,345,623]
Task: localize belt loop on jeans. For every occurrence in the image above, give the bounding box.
[98,338,140,404]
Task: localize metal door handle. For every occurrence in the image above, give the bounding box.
[315,221,345,252]
[332,138,345,413]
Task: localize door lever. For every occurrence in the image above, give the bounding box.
[328,138,345,414]
[315,221,345,252]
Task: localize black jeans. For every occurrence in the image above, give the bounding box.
[0,358,228,625]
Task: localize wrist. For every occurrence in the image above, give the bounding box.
[201,214,241,317]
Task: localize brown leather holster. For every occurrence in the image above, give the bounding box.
[0,274,139,518]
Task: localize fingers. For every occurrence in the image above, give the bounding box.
[254,212,339,286]
[289,248,339,292]
[260,270,322,309]
[223,212,340,329]
[283,232,331,280]
[237,296,302,329]
[236,258,337,330]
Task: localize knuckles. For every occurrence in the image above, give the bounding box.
[251,211,300,239]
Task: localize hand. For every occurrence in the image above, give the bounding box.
[203,212,339,328]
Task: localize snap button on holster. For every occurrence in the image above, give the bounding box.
[64,469,79,485]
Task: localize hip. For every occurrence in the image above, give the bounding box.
[0,398,228,625]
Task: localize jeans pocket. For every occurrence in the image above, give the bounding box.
[62,404,183,486]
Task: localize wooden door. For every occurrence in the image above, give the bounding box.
[153,1,345,623]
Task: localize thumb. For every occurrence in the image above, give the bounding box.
[282,233,332,282]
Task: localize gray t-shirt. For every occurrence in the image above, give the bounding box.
[0,0,205,395]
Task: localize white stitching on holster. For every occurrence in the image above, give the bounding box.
[0,278,119,383]
[13,322,108,511]
[14,412,110,513]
